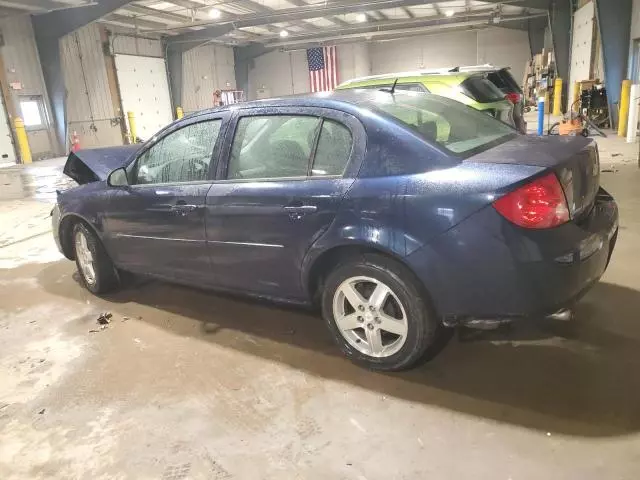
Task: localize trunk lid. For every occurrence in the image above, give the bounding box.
[470,135,600,218]
[63,145,142,184]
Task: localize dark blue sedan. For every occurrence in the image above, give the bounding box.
[52,90,618,370]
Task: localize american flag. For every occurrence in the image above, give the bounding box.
[307,46,338,92]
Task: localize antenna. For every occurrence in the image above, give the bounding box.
[379,78,399,94]
[389,78,399,94]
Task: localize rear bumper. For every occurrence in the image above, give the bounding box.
[407,188,618,320]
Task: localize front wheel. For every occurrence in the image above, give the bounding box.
[73,223,119,294]
[321,254,450,371]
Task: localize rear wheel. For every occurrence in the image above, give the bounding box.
[321,254,450,371]
[73,223,119,294]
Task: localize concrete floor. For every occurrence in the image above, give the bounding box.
[1,132,640,479]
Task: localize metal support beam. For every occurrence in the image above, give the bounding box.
[595,0,633,129]
[105,13,171,30]
[32,0,133,154]
[549,0,570,111]
[166,45,184,113]
[0,0,95,12]
[234,44,272,100]
[122,4,191,23]
[527,14,547,56]
[263,12,543,46]
[168,0,549,42]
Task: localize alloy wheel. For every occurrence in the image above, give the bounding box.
[75,230,96,286]
[332,276,408,358]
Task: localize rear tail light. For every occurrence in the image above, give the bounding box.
[493,173,570,229]
[505,92,521,105]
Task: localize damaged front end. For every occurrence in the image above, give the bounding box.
[63,145,142,185]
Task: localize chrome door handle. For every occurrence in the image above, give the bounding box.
[172,204,202,216]
[283,205,318,213]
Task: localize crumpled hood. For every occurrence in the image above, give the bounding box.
[63,145,143,184]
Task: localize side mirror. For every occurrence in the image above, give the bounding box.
[107,167,129,187]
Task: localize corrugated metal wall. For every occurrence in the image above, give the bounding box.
[0,15,56,158]
[60,23,123,148]
[182,44,235,113]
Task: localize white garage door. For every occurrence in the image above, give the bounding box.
[114,54,173,142]
[569,1,595,108]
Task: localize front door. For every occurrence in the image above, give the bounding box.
[205,109,361,298]
[105,116,225,281]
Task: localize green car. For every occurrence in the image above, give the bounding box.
[336,71,515,128]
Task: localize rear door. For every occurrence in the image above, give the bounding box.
[104,114,227,280]
[204,107,364,298]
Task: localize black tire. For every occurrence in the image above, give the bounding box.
[72,222,119,294]
[548,122,560,135]
[585,118,607,137]
[321,253,449,371]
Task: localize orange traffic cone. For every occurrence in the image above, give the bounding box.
[71,131,80,152]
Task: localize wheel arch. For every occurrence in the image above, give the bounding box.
[58,213,102,260]
[304,243,433,310]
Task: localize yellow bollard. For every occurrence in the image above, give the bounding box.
[618,79,632,137]
[127,111,137,144]
[176,107,184,119]
[14,117,31,164]
[572,82,581,113]
[553,78,563,116]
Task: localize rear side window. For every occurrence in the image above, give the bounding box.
[227,115,354,180]
[312,119,352,176]
[460,76,505,103]
[228,115,320,180]
[394,83,429,93]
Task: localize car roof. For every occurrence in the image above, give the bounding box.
[182,89,415,120]
[338,70,483,87]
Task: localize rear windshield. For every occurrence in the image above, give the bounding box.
[366,91,517,157]
[461,75,506,103]
[487,69,522,94]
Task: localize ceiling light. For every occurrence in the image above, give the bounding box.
[445,10,455,17]
[208,8,221,19]
[280,29,289,37]
[356,13,367,23]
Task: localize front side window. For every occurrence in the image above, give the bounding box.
[367,91,516,157]
[228,115,320,180]
[135,120,221,184]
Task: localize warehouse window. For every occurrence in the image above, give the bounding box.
[19,96,46,130]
